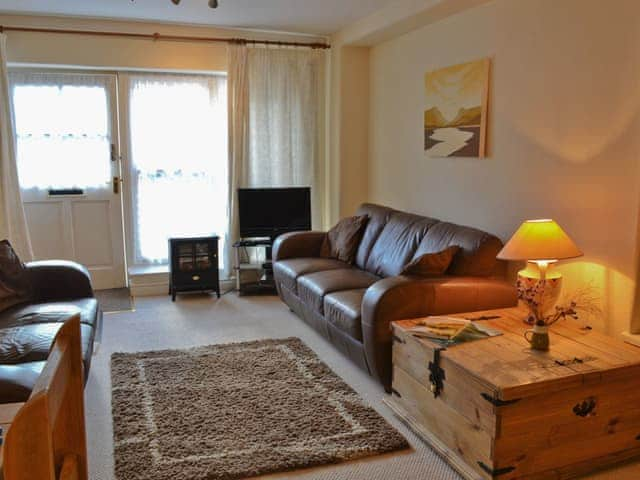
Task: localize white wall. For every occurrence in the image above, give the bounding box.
[369,0,640,335]
[328,44,370,222]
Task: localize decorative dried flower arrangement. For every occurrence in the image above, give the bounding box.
[518,278,601,327]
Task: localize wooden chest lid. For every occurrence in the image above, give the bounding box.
[393,307,640,401]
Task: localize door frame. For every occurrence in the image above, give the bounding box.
[12,66,230,287]
[115,70,228,274]
[9,67,128,289]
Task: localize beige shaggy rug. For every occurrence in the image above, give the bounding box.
[111,338,409,480]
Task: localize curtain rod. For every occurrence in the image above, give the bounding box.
[0,25,331,50]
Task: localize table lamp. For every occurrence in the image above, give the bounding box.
[497,219,583,324]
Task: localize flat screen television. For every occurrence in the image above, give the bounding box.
[238,187,312,239]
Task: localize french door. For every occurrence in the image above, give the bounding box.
[119,73,229,272]
[10,72,126,289]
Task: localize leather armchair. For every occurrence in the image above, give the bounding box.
[0,260,101,403]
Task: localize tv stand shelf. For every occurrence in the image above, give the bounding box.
[236,239,273,247]
[233,239,277,296]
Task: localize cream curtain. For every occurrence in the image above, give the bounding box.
[227,44,326,256]
[0,34,33,260]
[226,44,249,273]
[246,48,324,192]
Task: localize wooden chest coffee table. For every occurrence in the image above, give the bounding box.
[386,307,640,480]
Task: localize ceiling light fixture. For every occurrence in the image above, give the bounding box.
[170,0,219,8]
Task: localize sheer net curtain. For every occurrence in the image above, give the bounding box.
[124,74,229,273]
[227,45,249,274]
[9,72,115,191]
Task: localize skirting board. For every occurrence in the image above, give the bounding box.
[130,275,234,297]
[383,397,483,480]
[129,281,168,297]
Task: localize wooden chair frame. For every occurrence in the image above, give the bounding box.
[2,314,88,480]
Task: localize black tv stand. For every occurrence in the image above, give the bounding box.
[237,238,272,247]
[233,238,277,296]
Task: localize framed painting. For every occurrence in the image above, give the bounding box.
[424,58,490,158]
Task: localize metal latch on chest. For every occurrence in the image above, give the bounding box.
[428,346,447,398]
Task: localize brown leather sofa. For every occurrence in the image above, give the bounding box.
[0,260,102,403]
[273,203,517,391]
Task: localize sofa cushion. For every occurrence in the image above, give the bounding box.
[415,222,503,277]
[0,322,94,365]
[354,204,394,270]
[324,289,366,341]
[274,258,349,294]
[0,299,99,393]
[297,269,379,314]
[320,215,369,264]
[365,211,439,277]
[0,240,31,312]
[0,298,100,330]
[402,246,460,277]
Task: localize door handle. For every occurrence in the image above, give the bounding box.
[113,176,123,194]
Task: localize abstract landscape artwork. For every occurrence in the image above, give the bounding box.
[424,58,490,157]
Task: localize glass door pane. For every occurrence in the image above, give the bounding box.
[11,74,114,190]
[126,74,228,268]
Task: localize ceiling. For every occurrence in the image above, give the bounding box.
[0,0,395,36]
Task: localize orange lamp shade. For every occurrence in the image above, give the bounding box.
[497,219,583,262]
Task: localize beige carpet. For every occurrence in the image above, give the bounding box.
[110,337,408,480]
[85,294,640,480]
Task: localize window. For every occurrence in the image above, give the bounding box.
[10,73,115,190]
[126,74,228,267]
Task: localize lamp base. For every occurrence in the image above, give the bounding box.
[517,263,563,325]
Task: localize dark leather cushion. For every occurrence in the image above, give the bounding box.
[0,240,31,311]
[365,211,439,277]
[0,322,94,365]
[353,204,394,270]
[320,215,369,264]
[274,258,349,294]
[402,245,460,276]
[324,289,366,341]
[297,269,379,314]
[0,361,45,403]
[0,298,100,330]
[415,222,503,277]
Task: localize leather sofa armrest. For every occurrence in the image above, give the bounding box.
[361,275,517,391]
[26,260,95,302]
[272,231,327,262]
